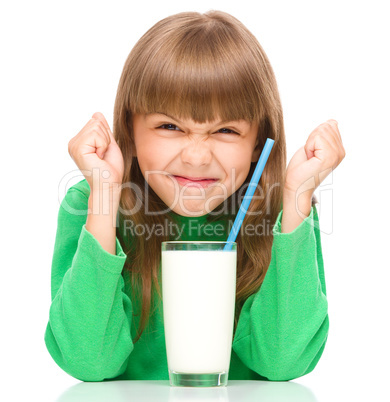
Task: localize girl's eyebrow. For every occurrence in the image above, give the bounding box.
[146,112,246,126]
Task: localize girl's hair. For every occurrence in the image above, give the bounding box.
[113,10,316,343]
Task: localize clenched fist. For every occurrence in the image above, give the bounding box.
[68,112,124,193]
[284,119,346,197]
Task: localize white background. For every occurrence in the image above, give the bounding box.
[1,0,389,401]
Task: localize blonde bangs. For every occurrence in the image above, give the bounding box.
[124,12,267,125]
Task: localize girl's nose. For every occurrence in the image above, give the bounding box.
[180,140,212,167]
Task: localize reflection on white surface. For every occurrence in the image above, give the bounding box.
[56,380,318,402]
[169,386,228,402]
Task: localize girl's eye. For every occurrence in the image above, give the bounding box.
[158,124,181,131]
[158,124,239,135]
[217,128,239,135]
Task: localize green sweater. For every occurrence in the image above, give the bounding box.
[44,179,328,382]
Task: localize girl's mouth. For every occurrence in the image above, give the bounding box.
[171,175,219,188]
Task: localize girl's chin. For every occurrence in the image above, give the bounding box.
[171,207,210,217]
[170,201,223,217]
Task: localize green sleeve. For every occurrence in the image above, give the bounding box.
[232,204,329,381]
[44,188,134,381]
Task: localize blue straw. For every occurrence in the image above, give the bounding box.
[224,138,275,251]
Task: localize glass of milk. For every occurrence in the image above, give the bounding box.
[161,241,237,387]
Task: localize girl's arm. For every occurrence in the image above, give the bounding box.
[44,185,133,381]
[232,203,328,381]
[281,190,313,233]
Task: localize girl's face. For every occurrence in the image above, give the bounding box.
[132,112,261,217]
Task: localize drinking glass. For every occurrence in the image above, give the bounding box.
[161,241,237,387]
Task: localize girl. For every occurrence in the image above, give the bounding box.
[45,10,345,382]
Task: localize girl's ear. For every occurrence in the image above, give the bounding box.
[251,142,261,162]
[130,131,137,158]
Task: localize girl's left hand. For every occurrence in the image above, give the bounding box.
[284,119,346,197]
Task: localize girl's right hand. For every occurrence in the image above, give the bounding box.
[68,112,125,193]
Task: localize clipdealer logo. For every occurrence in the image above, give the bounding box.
[58,166,335,235]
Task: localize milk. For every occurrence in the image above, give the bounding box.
[162,249,237,374]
